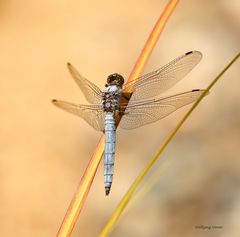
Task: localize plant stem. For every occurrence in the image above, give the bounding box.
[100,52,240,236]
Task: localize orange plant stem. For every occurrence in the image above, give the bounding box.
[128,0,179,83]
[57,136,105,237]
[57,0,179,236]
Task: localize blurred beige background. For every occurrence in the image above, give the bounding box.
[0,0,239,236]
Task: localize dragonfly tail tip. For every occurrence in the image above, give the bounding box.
[105,187,111,196]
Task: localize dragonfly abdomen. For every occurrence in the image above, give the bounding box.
[104,112,116,195]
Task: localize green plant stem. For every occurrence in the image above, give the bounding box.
[100,52,240,236]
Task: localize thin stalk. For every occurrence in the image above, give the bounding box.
[100,53,240,236]
[57,0,180,236]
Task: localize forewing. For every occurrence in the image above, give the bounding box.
[120,89,206,129]
[123,51,202,100]
[67,63,103,104]
[52,100,105,131]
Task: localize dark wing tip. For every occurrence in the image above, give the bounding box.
[52,99,58,103]
[67,62,71,67]
[192,89,210,96]
[185,50,203,58]
[185,51,193,55]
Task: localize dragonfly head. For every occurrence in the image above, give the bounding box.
[106,73,124,87]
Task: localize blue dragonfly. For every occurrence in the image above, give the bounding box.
[52,51,205,195]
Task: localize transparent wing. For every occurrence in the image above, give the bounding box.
[123,51,202,100]
[120,89,206,129]
[52,99,105,131]
[67,63,103,104]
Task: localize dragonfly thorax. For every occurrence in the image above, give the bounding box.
[102,85,121,112]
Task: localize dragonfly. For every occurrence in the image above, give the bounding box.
[52,51,206,195]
